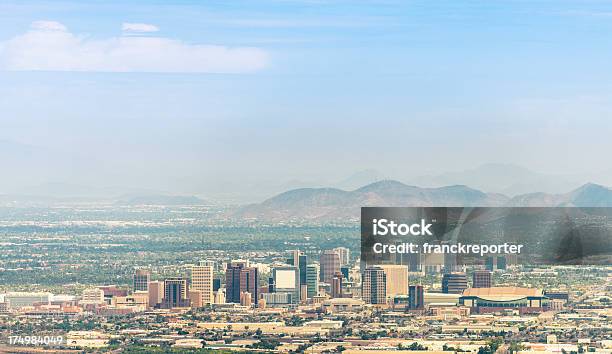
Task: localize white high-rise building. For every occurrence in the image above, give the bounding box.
[272,265,300,303]
[190,260,214,305]
[334,247,350,266]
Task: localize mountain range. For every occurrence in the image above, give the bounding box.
[235,181,612,222]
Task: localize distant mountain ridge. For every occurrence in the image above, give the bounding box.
[236,180,508,221]
[410,163,580,196]
[507,183,612,207]
[236,180,612,222]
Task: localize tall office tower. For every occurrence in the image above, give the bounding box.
[163,277,188,308]
[331,272,343,298]
[147,281,164,308]
[442,273,468,294]
[191,261,214,305]
[306,264,320,298]
[378,265,409,298]
[485,256,495,271]
[133,269,150,292]
[334,247,350,266]
[362,266,387,304]
[472,270,492,288]
[213,278,221,292]
[496,256,507,270]
[320,250,341,284]
[287,250,307,288]
[272,266,300,303]
[298,253,307,287]
[408,285,424,309]
[226,263,258,304]
[225,262,244,304]
[240,267,259,303]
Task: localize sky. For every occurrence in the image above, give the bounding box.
[1,0,612,202]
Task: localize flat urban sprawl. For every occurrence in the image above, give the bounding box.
[0,204,610,353]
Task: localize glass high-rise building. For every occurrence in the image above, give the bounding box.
[472,270,492,288]
[163,277,189,308]
[272,265,300,303]
[320,250,341,284]
[226,262,259,304]
[408,285,424,309]
[133,269,150,292]
[442,273,468,294]
[362,266,386,304]
[306,264,319,298]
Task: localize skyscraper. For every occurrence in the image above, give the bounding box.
[333,247,350,266]
[148,281,164,308]
[306,264,320,298]
[320,250,341,284]
[331,272,343,298]
[362,266,386,304]
[133,269,150,292]
[378,264,409,299]
[408,285,424,309]
[226,262,259,304]
[191,260,214,306]
[213,278,221,292]
[163,277,189,308]
[287,250,307,288]
[225,264,242,304]
[240,267,258,302]
[272,265,300,303]
[472,270,492,288]
[442,273,468,294]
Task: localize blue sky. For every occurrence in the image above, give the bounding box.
[1,1,612,201]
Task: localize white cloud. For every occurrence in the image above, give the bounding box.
[122,22,159,33]
[0,21,269,73]
[30,20,67,32]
